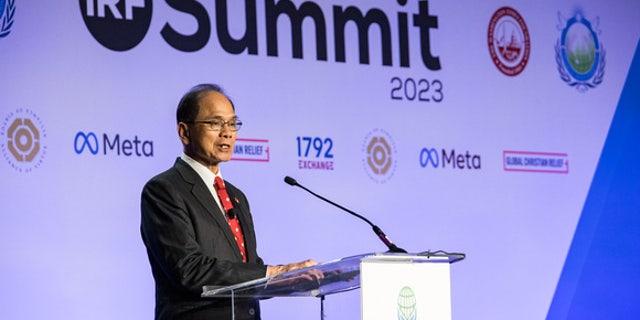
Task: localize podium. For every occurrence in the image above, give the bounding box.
[202,251,464,319]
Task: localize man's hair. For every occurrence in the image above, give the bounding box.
[176,83,235,124]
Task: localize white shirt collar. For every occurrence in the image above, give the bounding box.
[181,153,224,212]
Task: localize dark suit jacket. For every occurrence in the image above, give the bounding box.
[141,158,267,320]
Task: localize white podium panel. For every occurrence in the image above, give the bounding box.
[361,255,453,320]
[202,252,463,320]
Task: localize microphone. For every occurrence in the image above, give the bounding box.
[225,188,237,219]
[284,176,407,253]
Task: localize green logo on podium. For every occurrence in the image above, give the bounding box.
[397,286,417,320]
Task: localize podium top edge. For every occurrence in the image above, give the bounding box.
[366,251,466,264]
[201,251,465,298]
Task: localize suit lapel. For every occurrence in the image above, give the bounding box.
[174,159,244,261]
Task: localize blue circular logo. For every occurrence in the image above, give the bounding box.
[555,10,605,92]
[560,13,600,81]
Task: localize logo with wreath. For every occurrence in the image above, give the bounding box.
[555,10,605,92]
[362,128,397,184]
[0,0,15,38]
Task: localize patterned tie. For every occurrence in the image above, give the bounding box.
[214,176,247,262]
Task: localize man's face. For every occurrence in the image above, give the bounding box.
[180,91,237,172]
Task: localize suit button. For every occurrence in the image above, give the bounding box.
[248,308,255,316]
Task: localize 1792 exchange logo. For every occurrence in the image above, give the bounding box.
[1,108,47,173]
[555,10,605,92]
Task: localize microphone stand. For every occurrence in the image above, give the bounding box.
[284,176,407,253]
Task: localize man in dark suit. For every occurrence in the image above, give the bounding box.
[141,84,317,320]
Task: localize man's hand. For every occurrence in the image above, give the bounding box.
[266,259,318,277]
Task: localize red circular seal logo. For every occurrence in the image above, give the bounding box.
[488,7,530,76]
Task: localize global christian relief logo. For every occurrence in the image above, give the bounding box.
[487,7,530,76]
[232,138,270,162]
[1,108,47,173]
[0,0,15,38]
[503,150,569,174]
[362,128,397,183]
[555,10,605,92]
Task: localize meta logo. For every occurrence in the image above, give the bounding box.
[74,131,154,157]
[79,0,441,70]
[419,147,481,170]
[79,0,152,51]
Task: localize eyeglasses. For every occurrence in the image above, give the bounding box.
[188,118,243,131]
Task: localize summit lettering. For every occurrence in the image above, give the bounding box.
[162,0,440,70]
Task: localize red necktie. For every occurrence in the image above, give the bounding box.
[214,176,247,262]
